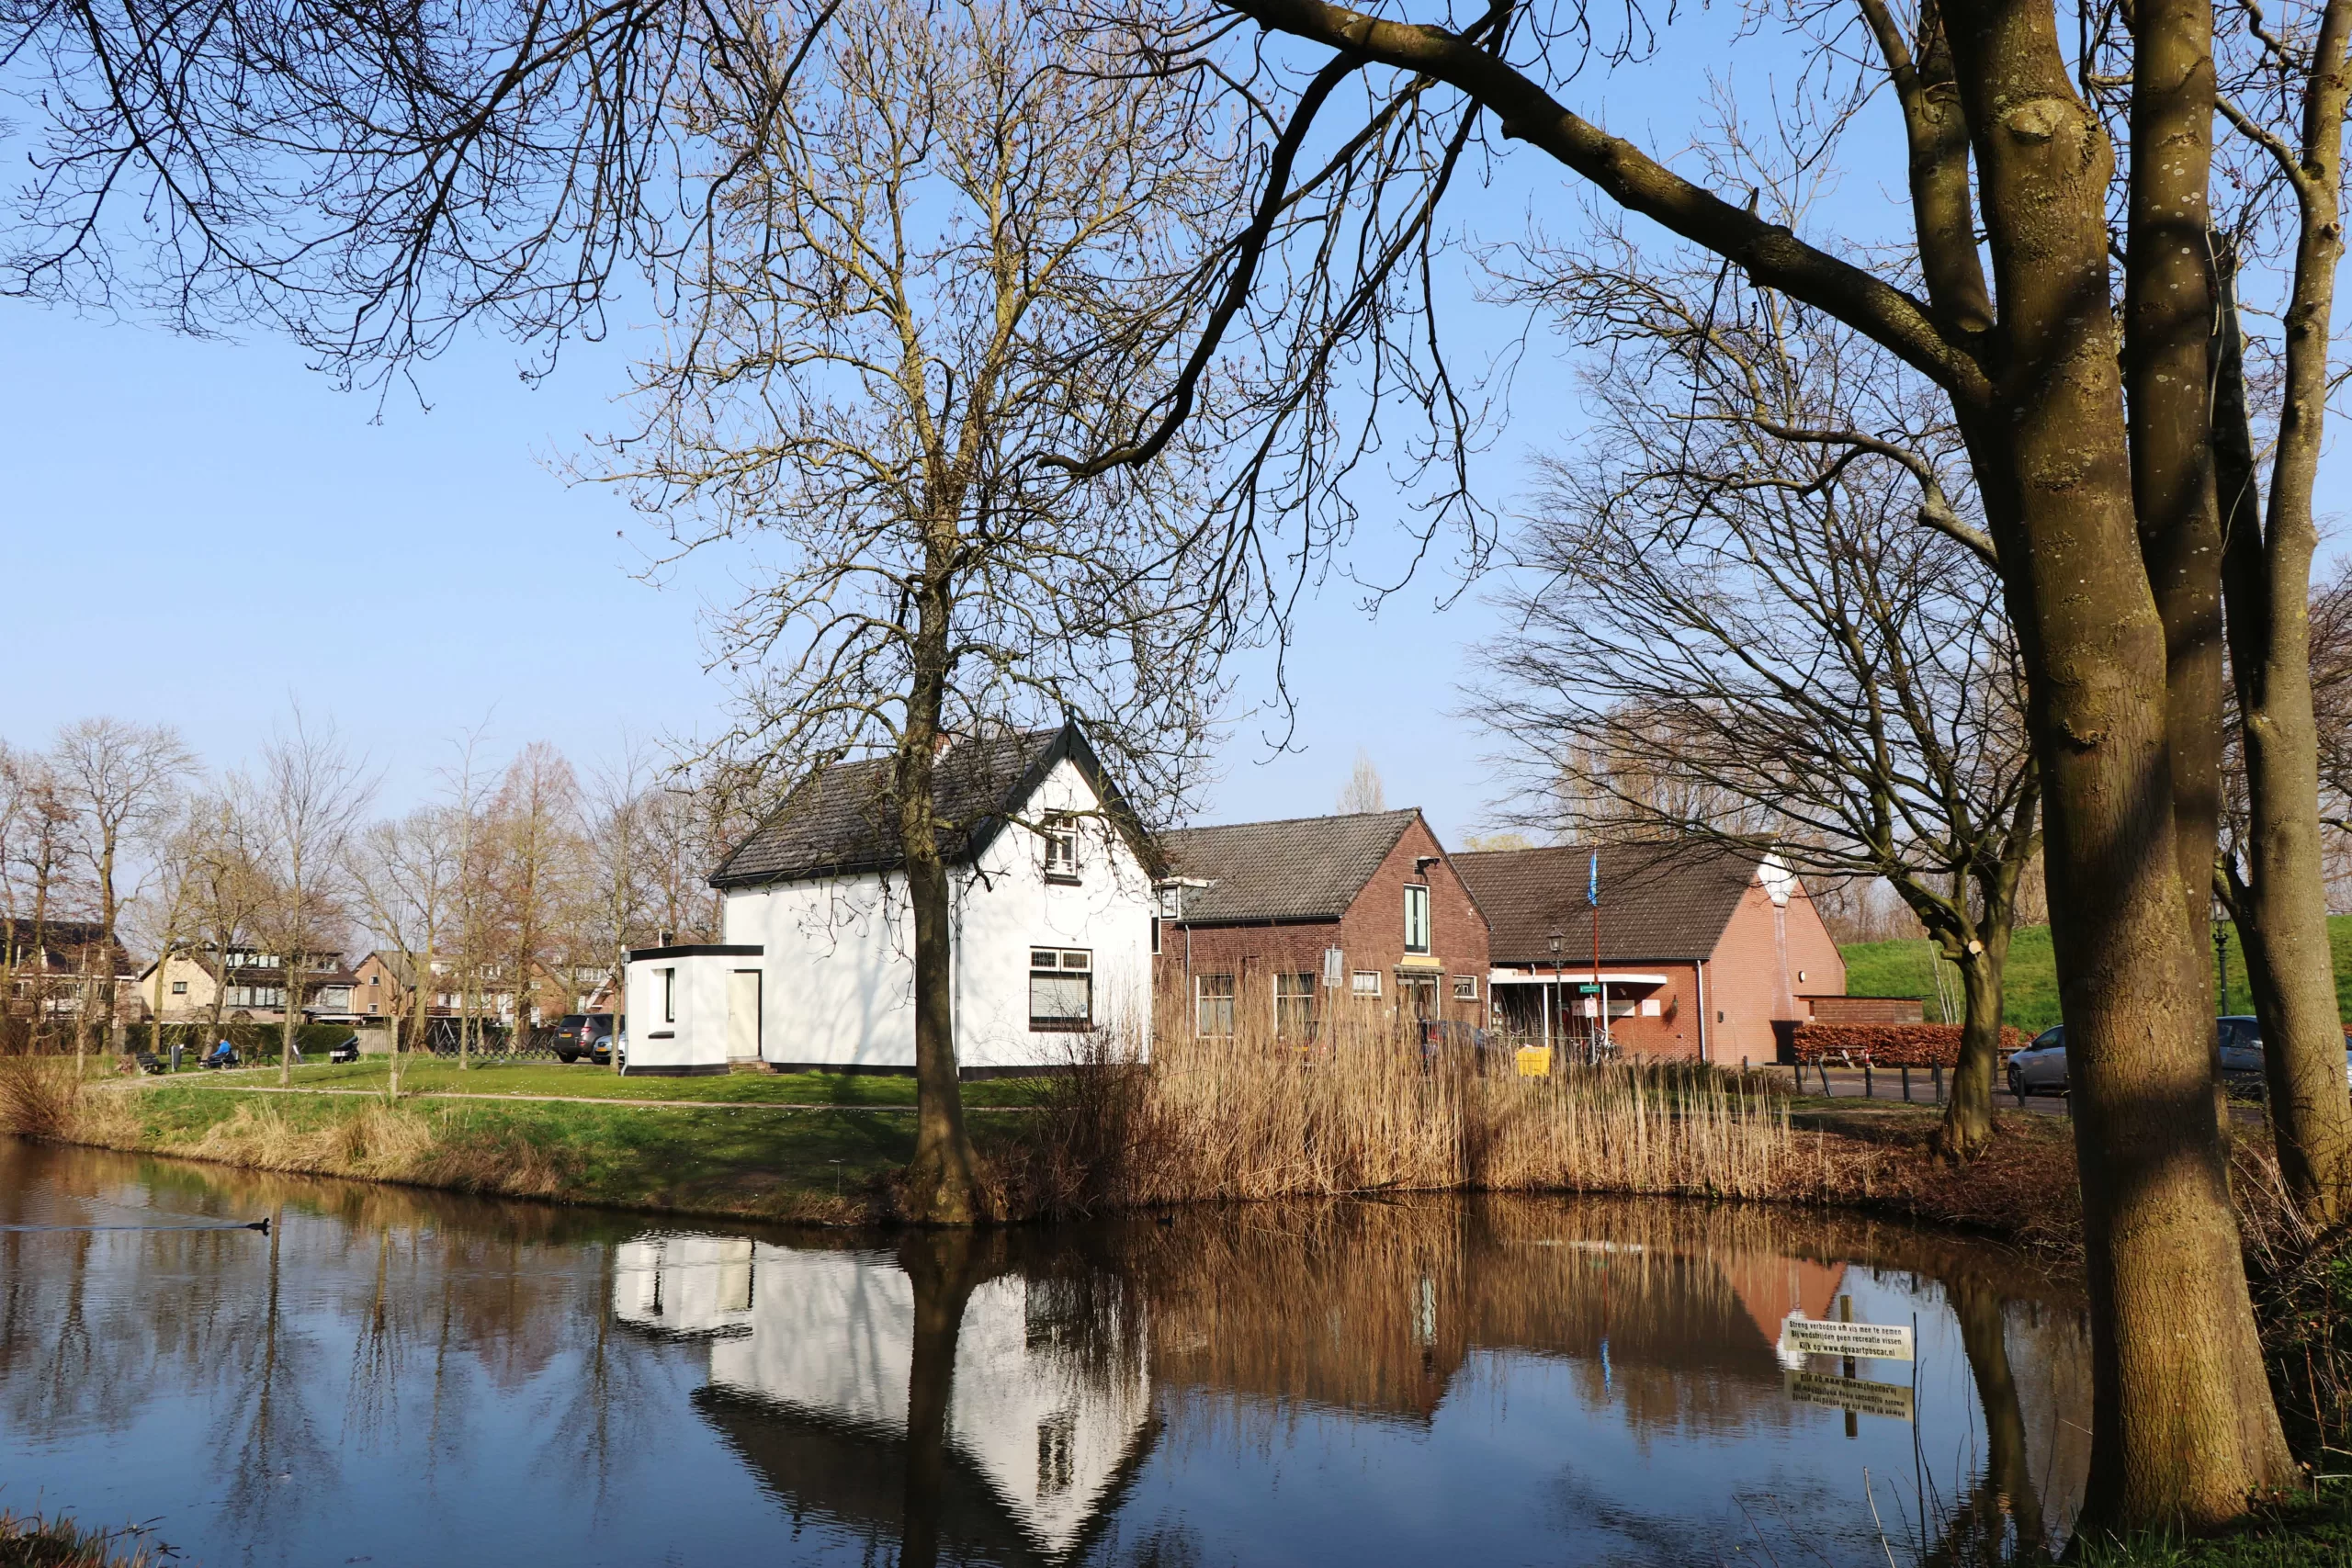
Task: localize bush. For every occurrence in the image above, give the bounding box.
[1788,1021,2031,1066]
[126,1021,359,1056]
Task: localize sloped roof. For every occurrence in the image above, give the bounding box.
[1158,809,1422,924]
[708,722,1148,890]
[1453,842,1764,964]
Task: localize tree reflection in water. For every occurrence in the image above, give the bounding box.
[0,1141,2088,1566]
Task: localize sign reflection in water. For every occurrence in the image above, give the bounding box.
[0,1140,2089,1566]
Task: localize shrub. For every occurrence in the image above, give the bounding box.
[0,1057,82,1138]
[1788,1021,2030,1066]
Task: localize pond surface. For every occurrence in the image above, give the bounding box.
[0,1139,2088,1566]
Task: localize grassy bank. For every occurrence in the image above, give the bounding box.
[1841,917,2352,1030]
[0,1507,164,1568]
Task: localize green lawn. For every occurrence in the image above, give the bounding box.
[1841,917,2352,1031]
[175,1055,1051,1106]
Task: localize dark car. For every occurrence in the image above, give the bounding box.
[552,1014,623,1064]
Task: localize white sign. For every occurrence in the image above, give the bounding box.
[1785,1370,1915,1421]
[1779,1314,1914,1361]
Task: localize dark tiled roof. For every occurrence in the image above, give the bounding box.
[1453,842,1762,964]
[1159,809,1422,924]
[709,723,1147,889]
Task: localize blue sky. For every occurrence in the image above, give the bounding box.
[0,292,1514,840]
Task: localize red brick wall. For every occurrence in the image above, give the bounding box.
[1704,876,1847,1064]
[1155,814,1492,1030]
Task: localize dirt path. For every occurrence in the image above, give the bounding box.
[119,1079,1045,1113]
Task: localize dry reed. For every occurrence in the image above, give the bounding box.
[0,1508,166,1568]
[0,1057,84,1139]
[1019,1001,1792,1214]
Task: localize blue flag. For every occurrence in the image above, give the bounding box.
[1587,851,1600,907]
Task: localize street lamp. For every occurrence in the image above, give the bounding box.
[1547,929,1563,1055]
[2214,921,2231,1018]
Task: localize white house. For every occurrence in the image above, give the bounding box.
[612,1231,1155,1556]
[623,722,1157,1077]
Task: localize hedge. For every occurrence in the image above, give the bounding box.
[1787,1021,2031,1066]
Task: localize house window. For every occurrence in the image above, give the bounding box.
[1404,884,1431,954]
[1351,970,1381,998]
[1452,975,1477,1002]
[1042,823,1080,883]
[1029,949,1092,1031]
[1195,974,1236,1037]
[171,980,187,996]
[1150,917,1161,956]
[1274,974,1317,1040]
[662,967,676,1023]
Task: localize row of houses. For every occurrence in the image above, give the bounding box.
[623,723,1848,1076]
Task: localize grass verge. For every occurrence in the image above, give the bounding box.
[0,1507,165,1568]
[2072,1493,2352,1565]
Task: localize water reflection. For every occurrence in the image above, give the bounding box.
[0,1140,2088,1566]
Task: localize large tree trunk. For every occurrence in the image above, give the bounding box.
[896,556,980,1227]
[2215,216,2352,1224]
[1932,931,2008,1161]
[1938,0,2294,1526]
[896,1230,985,1568]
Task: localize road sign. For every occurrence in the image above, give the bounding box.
[1785,1370,1915,1421]
[1577,984,1601,994]
[1779,1314,1915,1361]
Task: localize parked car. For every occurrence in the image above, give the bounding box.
[552,1013,624,1065]
[2007,1016,2352,1100]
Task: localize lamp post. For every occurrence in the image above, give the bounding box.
[2214,920,2231,1018]
[1546,929,1562,1055]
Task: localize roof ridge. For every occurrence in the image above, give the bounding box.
[1163,806,1421,836]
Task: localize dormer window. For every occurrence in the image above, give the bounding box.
[1042,822,1080,884]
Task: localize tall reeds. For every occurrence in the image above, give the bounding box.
[1019,1000,1793,1214]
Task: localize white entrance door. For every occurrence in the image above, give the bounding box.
[726,969,763,1062]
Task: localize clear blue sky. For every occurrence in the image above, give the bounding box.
[0,298,1514,841]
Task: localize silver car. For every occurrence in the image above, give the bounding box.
[2006,1016,2352,1100]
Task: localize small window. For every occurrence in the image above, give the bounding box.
[1404,884,1431,955]
[1351,970,1381,998]
[1150,917,1161,955]
[1030,949,1092,1032]
[1451,975,1476,1002]
[1274,974,1317,1040]
[1196,974,1236,1037]
[171,980,188,996]
[662,967,676,1023]
[1042,823,1080,883]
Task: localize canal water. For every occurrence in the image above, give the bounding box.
[0,1139,2087,1566]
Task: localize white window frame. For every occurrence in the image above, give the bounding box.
[1028,948,1094,1032]
[1403,884,1432,955]
[1195,973,1237,1037]
[1041,821,1080,883]
[1273,973,1317,1040]
[1452,975,1477,1002]
[662,967,677,1023]
[1351,970,1382,998]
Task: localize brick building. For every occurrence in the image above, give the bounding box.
[1453,843,1844,1063]
[1154,809,1490,1039]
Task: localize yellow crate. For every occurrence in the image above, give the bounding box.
[1515,1045,1553,1078]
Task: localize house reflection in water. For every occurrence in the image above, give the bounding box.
[612,1235,1156,1563]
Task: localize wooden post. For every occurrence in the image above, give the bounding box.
[1864,1062,1873,1098]
[1902,1065,1912,1101]
[1933,1064,1943,1103]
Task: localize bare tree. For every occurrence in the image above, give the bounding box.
[1474,256,2037,1159]
[51,718,198,1057]
[483,742,585,1042]
[0,747,90,1055]
[584,745,657,1077]
[348,806,465,1099]
[594,0,1238,1222]
[249,708,373,1084]
[1335,751,1387,815]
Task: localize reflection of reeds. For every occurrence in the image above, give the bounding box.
[1021,1005,1792,1213]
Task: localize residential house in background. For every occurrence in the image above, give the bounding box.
[140,946,362,1025]
[351,951,596,1027]
[3,919,143,1027]
[643,722,1157,1077]
[1453,843,1845,1063]
[1153,810,1490,1040]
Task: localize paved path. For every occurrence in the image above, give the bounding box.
[122,1078,1044,1113]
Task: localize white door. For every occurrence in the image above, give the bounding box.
[726,969,762,1061]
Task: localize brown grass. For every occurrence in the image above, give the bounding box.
[0,1057,84,1139]
[1014,1003,1794,1214]
[0,1508,164,1568]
